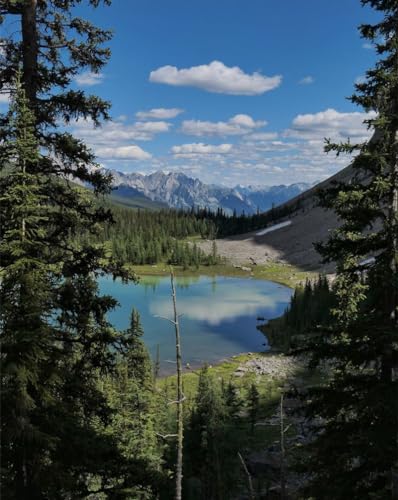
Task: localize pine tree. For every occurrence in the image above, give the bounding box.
[247,383,260,434]
[186,366,226,498]
[223,380,243,420]
[102,310,163,499]
[302,1,398,498]
[0,3,147,498]
[124,309,152,387]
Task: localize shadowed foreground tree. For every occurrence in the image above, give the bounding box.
[301,1,398,498]
[0,1,165,498]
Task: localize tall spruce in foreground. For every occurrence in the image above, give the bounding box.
[302,1,398,498]
[0,2,161,498]
[102,309,163,500]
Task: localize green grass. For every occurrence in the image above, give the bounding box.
[158,353,290,402]
[128,261,316,288]
[156,352,322,458]
[250,262,318,287]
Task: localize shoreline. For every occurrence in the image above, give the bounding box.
[158,348,288,380]
[130,261,318,288]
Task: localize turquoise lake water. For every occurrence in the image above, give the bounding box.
[99,275,292,374]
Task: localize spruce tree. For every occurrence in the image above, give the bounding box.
[0,2,151,498]
[186,366,226,498]
[247,383,260,435]
[124,308,152,387]
[102,310,163,499]
[302,1,398,498]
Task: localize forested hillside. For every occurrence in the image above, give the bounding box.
[76,204,220,267]
[1,0,397,499]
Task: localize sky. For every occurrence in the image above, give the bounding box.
[3,0,381,186]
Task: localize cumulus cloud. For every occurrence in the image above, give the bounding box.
[243,132,279,141]
[284,108,376,142]
[169,107,378,186]
[69,117,161,163]
[171,143,233,157]
[181,114,266,137]
[73,117,172,143]
[149,60,282,95]
[136,107,184,120]
[74,72,104,86]
[95,145,151,160]
[298,75,314,85]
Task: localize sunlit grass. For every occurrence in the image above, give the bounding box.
[129,261,316,288]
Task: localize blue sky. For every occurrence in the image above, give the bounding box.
[3,0,380,186]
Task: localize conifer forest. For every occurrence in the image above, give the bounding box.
[0,1,397,499]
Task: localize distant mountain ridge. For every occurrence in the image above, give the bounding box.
[105,169,311,214]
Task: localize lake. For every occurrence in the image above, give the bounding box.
[99,274,292,374]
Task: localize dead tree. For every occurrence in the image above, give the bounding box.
[280,393,293,500]
[155,270,184,500]
[170,270,184,500]
[238,451,255,500]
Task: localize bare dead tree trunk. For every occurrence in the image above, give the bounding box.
[392,131,398,500]
[170,270,184,500]
[238,451,255,500]
[280,393,286,500]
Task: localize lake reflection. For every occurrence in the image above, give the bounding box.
[99,275,292,374]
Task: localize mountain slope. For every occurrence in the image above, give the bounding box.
[107,169,311,215]
[109,187,167,210]
[199,165,355,272]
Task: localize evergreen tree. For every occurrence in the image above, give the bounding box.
[102,310,163,499]
[0,3,157,497]
[301,2,398,498]
[124,308,152,387]
[247,383,260,434]
[185,366,226,499]
[223,380,243,420]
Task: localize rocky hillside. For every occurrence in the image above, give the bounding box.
[107,169,311,215]
[200,165,356,272]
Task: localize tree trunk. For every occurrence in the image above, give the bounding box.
[390,129,398,500]
[171,271,184,500]
[238,452,255,500]
[280,393,286,500]
[21,0,38,105]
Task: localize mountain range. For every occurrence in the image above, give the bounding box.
[106,169,311,214]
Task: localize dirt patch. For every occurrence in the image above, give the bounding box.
[198,204,338,273]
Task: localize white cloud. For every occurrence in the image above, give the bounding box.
[74,72,105,86]
[171,143,233,157]
[166,107,377,186]
[149,60,282,95]
[229,114,263,127]
[243,132,279,141]
[181,114,266,137]
[70,117,159,163]
[298,75,314,85]
[285,108,376,142]
[135,107,184,120]
[73,117,172,143]
[362,42,373,50]
[96,145,151,160]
